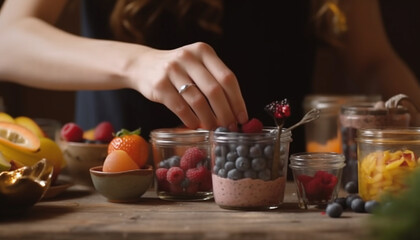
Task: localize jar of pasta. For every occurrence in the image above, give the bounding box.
[357,128,420,201]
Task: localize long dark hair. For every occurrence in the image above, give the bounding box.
[110,0,223,45]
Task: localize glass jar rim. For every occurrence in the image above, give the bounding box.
[211,127,292,143]
[356,127,420,144]
[150,128,210,145]
[341,103,409,115]
[289,152,346,169]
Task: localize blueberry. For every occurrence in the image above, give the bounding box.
[251,157,266,171]
[227,169,243,180]
[168,155,180,167]
[346,194,361,208]
[215,156,226,169]
[351,198,365,213]
[326,202,343,218]
[236,145,249,157]
[226,151,238,162]
[334,197,347,209]
[215,127,229,132]
[364,200,380,213]
[263,145,274,158]
[159,160,170,168]
[224,161,235,172]
[345,181,358,194]
[217,168,228,178]
[249,145,262,158]
[258,168,271,181]
[235,157,250,171]
[213,165,220,174]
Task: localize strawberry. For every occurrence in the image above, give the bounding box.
[61,122,84,142]
[108,128,149,168]
[94,121,114,142]
[180,147,207,170]
[241,118,263,133]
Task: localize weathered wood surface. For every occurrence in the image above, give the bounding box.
[0,182,370,240]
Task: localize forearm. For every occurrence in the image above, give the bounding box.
[0,17,148,91]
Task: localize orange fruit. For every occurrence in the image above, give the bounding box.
[108,129,149,168]
[0,122,41,152]
[103,150,139,172]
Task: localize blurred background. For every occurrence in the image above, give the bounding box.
[0,0,419,125]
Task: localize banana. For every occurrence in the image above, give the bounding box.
[0,137,66,182]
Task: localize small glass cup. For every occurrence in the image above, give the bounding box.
[150,128,212,201]
[211,128,292,210]
[289,152,345,209]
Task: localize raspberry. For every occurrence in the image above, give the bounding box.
[166,166,185,184]
[155,167,168,182]
[180,147,206,170]
[94,121,115,142]
[241,118,263,133]
[186,166,208,183]
[61,122,84,142]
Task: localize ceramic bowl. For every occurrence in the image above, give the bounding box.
[60,141,108,186]
[89,165,154,202]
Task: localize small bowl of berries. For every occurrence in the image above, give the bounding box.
[289,152,346,209]
[59,121,114,186]
[150,128,212,201]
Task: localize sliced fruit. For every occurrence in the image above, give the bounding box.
[0,112,15,123]
[0,122,41,152]
[103,150,139,172]
[83,128,95,141]
[0,137,65,183]
[0,151,11,172]
[108,129,149,168]
[15,116,47,138]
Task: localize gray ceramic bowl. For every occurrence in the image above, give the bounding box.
[89,165,153,202]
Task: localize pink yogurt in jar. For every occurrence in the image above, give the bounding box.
[211,127,292,210]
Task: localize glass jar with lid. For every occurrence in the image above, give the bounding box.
[340,103,410,188]
[357,128,420,201]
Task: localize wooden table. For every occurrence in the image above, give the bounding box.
[0,181,370,240]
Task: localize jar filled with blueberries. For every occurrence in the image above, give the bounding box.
[210,127,292,210]
[150,128,212,201]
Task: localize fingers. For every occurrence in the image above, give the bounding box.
[178,43,248,129]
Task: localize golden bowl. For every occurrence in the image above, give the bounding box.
[0,159,53,214]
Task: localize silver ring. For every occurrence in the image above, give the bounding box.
[178,84,196,94]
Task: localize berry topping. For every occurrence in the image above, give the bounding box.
[61,122,84,142]
[186,166,208,183]
[241,118,263,133]
[166,166,185,184]
[180,147,207,170]
[94,121,115,142]
[265,99,291,119]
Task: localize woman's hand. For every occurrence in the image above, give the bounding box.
[127,42,249,131]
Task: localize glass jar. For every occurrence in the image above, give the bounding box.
[289,152,345,209]
[150,128,212,201]
[303,95,381,153]
[357,128,420,201]
[211,128,292,210]
[340,103,410,188]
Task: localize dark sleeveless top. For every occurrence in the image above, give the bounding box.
[77,0,316,153]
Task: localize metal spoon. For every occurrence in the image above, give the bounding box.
[285,108,320,132]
